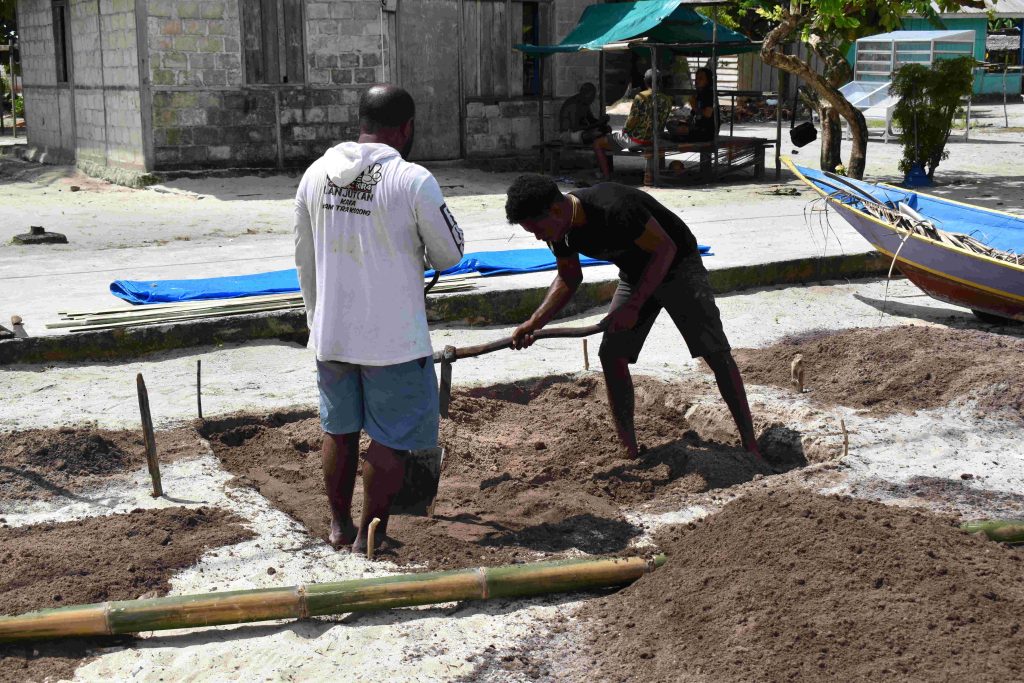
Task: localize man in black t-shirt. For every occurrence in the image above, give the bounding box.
[504,174,763,462]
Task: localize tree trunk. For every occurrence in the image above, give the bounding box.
[761,10,869,179]
[819,105,842,172]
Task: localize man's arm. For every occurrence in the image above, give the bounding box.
[511,254,583,349]
[293,182,317,330]
[604,217,677,332]
[414,175,464,272]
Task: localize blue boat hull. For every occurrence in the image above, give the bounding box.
[835,203,1024,321]
[787,159,1024,322]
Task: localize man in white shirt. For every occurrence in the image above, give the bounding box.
[294,84,464,556]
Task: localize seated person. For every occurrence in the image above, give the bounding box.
[558,82,611,144]
[593,69,673,180]
[666,67,719,143]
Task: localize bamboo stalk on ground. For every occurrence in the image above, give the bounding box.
[0,555,666,643]
[49,279,477,332]
[961,519,1024,544]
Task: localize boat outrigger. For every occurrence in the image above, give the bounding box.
[787,158,1024,323]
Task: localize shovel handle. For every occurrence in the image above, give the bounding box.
[436,322,607,362]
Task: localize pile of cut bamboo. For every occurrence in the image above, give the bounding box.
[47,277,477,333]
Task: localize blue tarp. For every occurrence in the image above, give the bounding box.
[795,164,1024,254]
[111,246,712,305]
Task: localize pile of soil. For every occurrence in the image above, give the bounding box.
[577,489,1024,682]
[0,506,252,683]
[734,325,1024,418]
[0,426,200,501]
[202,377,783,570]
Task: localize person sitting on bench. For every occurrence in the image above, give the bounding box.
[558,82,611,145]
[594,69,673,180]
[666,67,719,143]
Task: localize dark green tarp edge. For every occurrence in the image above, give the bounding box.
[515,0,757,56]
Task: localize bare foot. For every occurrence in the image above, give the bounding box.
[329,517,357,550]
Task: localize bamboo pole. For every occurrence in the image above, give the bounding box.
[0,555,666,643]
[961,520,1024,544]
[136,374,163,497]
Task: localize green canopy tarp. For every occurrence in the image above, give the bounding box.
[515,0,758,56]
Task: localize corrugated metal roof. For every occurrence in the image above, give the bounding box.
[857,29,975,43]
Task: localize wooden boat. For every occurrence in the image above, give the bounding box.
[787,158,1024,323]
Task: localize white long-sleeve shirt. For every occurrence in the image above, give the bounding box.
[294,142,464,365]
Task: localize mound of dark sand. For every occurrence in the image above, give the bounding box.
[0,427,200,501]
[202,377,779,569]
[578,489,1024,682]
[734,325,1024,418]
[0,507,252,683]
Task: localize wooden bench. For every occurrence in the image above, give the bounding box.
[537,135,772,186]
[617,136,772,186]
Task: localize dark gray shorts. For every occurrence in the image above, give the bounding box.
[598,254,730,363]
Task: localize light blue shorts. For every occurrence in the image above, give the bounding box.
[316,358,439,451]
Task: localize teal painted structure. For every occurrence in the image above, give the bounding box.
[849,18,1022,95]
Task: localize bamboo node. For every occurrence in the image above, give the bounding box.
[102,602,114,636]
[296,584,310,619]
[476,567,490,600]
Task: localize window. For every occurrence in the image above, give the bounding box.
[522,1,541,96]
[241,0,304,84]
[461,0,549,100]
[52,0,69,83]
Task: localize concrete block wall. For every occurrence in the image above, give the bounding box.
[148,0,378,170]
[16,0,145,171]
[147,0,241,88]
[464,99,559,157]
[16,0,74,162]
[551,0,598,98]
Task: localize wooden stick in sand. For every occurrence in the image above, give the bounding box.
[840,419,849,459]
[196,360,203,421]
[136,374,163,497]
[583,339,590,371]
[367,517,381,560]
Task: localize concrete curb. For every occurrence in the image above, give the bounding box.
[0,251,890,366]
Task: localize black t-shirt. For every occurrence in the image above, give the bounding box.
[549,183,699,283]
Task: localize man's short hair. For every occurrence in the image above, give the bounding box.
[579,82,597,96]
[505,174,563,224]
[359,84,415,132]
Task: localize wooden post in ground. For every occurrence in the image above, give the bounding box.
[367,517,381,561]
[196,360,203,421]
[583,338,590,371]
[136,374,163,497]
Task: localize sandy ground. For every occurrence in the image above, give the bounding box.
[1,102,1023,681]
[3,101,1024,336]
[3,277,1024,681]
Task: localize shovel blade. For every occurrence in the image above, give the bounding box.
[392,447,445,516]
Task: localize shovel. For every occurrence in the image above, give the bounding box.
[395,321,607,516]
